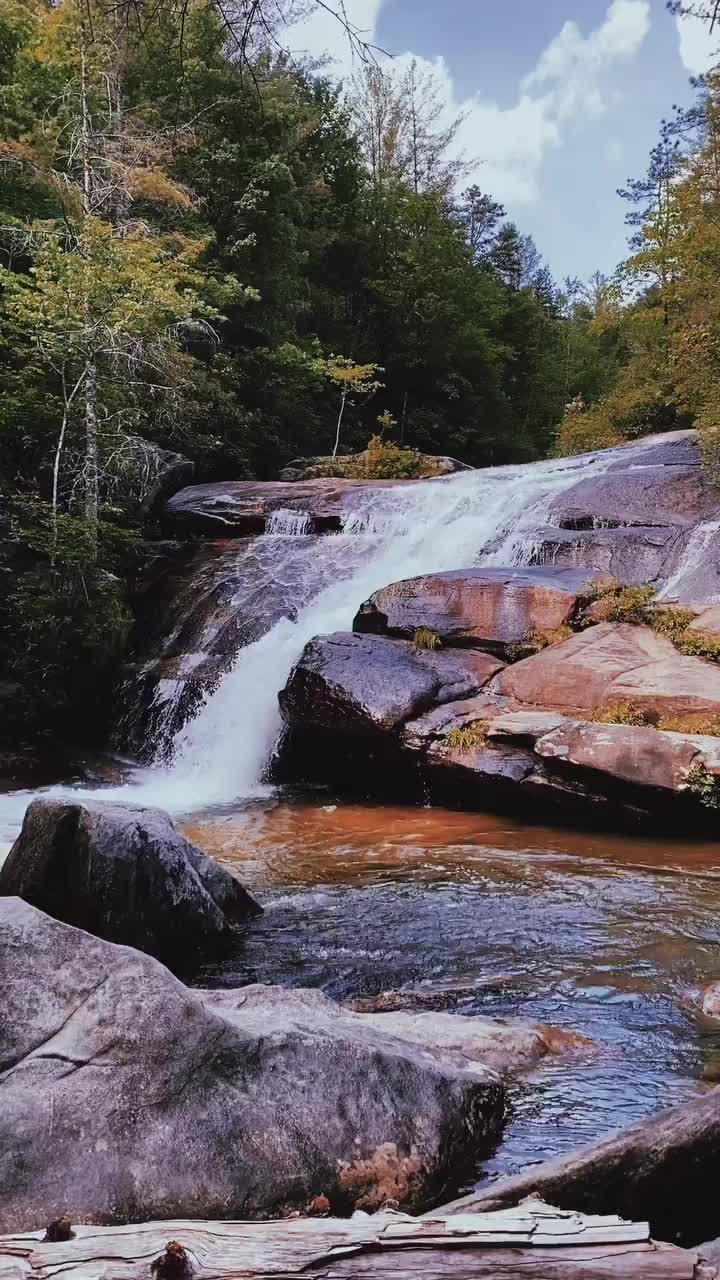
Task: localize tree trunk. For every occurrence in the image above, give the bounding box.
[436,1086,720,1249]
[84,357,99,533]
[331,390,347,460]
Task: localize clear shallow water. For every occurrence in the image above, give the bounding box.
[182,797,720,1188]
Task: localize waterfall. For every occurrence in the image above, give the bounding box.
[106,451,616,812]
[266,508,313,536]
[0,447,623,843]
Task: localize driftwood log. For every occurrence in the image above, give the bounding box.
[439,1087,720,1247]
[0,1202,713,1280]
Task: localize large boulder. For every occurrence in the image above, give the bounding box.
[496,621,720,719]
[279,633,504,737]
[0,898,510,1229]
[354,567,588,656]
[164,478,413,536]
[0,799,261,963]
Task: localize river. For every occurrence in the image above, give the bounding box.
[177,791,720,1195]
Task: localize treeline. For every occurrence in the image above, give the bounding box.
[0,0,616,742]
[557,5,720,471]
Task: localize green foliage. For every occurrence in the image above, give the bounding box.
[585,579,658,624]
[413,627,442,650]
[676,630,720,661]
[651,605,698,644]
[446,721,488,752]
[686,763,720,809]
[0,500,136,737]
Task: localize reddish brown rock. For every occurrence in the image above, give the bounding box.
[354,567,588,655]
[534,721,705,791]
[496,622,720,719]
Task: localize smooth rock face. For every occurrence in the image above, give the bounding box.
[534,722,705,791]
[280,633,504,736]
[496,622,720,718]
[526,525,679,587]
[0,799,261,961]
[545,463,719,531]
[0,899,507,1229]
[165,479,412,535]
[354,568,589,655]
[350,1010,592,1074]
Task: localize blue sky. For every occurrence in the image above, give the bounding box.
[289,1,719,283]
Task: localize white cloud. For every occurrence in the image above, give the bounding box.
[522,0,651,121]
[675,11,718,75]
[289,0,652,207]
[287,0,385,70]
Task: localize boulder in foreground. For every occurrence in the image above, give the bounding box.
[0,799,261,962]
[0,898,507,1229]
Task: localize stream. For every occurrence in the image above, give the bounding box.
[3,438,720,1202]
[181,792,720,1194]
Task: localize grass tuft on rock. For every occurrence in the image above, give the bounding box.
[446,721,488,752]
[591,702,657,728]
[414,627,442,650]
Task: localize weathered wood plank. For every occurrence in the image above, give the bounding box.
[313,1242,701,1278]
[0,1205,710,1280]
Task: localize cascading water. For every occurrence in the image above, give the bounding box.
[111,451,616,810]
[0,446,626,844]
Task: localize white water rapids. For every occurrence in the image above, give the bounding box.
[0,447,633,848]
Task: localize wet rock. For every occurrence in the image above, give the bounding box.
[0,799,261,963]
[496,622,720,719]
[279,633,504,737]
[700,982,720,1018]
[354,567,588,656]
[0,899,506,1229]
[165,479,413,536]
[545,459,719,531]
[351,1009,593,1075]
[117,536,360,760]
[526,525,679,586]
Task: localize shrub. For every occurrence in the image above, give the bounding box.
[414,627,442,650]
[591,702,657,727]
[686,763,720,809]
[585,580,657,625]
[659,713,720,736]
[446,721,488,752]
[652,606,697,645]
[677,630,720,661]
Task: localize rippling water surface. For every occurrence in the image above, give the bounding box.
[182,797,720,1190]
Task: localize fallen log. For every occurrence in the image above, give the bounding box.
[438,1087,720,1247]
[0,1202,711,1280]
